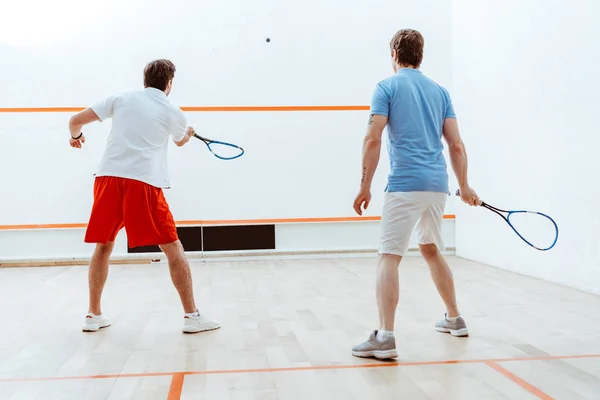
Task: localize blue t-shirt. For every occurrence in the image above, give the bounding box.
[370,68,455,193]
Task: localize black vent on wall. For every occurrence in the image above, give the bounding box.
[128,226,202,253]
[127,225,275,253]
[203,225,275,251]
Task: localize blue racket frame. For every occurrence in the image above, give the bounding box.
[194,133,244,160]
[455,190,559,251]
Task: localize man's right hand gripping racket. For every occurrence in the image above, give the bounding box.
[456,190,558,251]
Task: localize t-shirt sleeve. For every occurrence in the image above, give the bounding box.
[370,82,392,117]
[170,108,188,142]
[443,88,456,119]
[90,95,118,121]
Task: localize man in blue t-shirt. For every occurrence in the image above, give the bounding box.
[351,29,480,360]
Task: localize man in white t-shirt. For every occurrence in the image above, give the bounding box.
[68,59,220,334]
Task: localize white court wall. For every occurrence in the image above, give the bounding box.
[0,0,457,261]
[452,0,600,293]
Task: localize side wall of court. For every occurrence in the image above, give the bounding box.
[452,0,600,294]
[0,0,457,262]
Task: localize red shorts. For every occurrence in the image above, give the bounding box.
[84,176,178,248]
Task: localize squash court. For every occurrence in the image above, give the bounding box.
[1,0,599,399]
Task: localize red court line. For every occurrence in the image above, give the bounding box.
[167,373,184,400]
[178,216,382,226]
[486,361,554,400]
[180,105,370,112]
[0,353,598,384]
[0,105,370,113]
[0,215,456,231]
[199,215,455,225]
[0,223,89,230]
[0,107,85,113]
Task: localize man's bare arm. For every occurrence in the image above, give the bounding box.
[174,126,195,147]
[442,118,479,205]
[353,114,387,215]
[360,114,387,189]
[69,108,100,138]
[442,118,468,188]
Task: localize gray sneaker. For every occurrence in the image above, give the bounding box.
[352,330,398,359]
[435,314,469,337]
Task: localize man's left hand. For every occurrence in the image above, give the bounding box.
[353,187,371,215]
[69,135,86,148]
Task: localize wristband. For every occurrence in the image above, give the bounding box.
[71,132,83,140]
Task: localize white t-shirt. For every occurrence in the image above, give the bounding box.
[90,87,187,188]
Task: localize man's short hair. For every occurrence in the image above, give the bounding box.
[390,29,424,68]
[144,59,176,91]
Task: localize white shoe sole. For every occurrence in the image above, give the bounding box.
[435,327,469,337]
[82,323,111,332]
[352,349,398,360]
[182,323,221,334]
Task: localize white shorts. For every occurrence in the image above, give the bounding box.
[379,191,447,256]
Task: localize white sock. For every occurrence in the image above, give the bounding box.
[446,315,459,322]
[185,311,200,318]
[376,330,394,342]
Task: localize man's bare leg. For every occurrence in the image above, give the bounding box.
[160,240,197,314]
[160,240,220,333]
[82,242,114,332]
[352,253,401,359]
[420,243,468,336]
[376,253,402,331]
[88,242,114,315]
[419,244,459,317]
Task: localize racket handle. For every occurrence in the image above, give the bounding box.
[193,133,208,143]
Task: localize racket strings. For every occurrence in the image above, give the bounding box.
[507,212,558,250]
[207,142,243,159]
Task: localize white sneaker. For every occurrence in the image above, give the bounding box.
[82,313,111,332]
[182,312,221,334]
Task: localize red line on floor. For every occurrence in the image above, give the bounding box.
[167,373,184,400]
[0,353,598,383]
[486,361,554,400]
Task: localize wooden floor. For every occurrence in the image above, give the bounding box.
[0,255,599,400]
